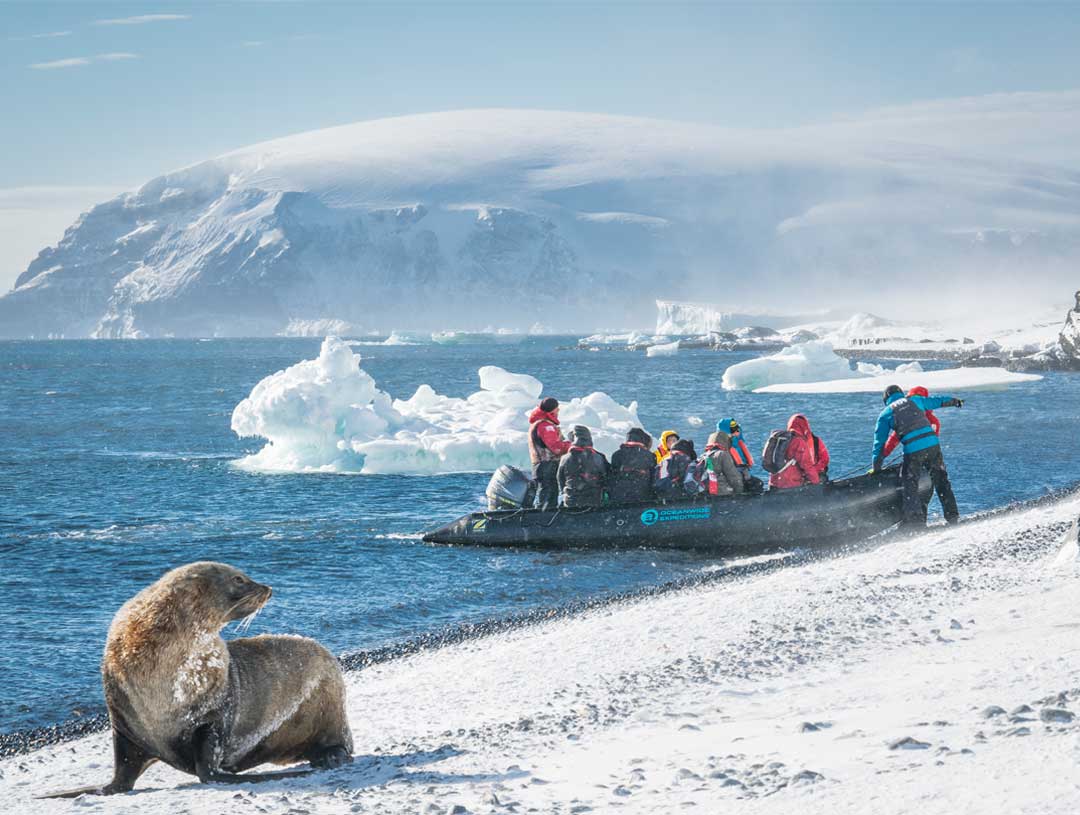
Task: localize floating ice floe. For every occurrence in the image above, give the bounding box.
[646,340,680,357]
[722,341,1041,393]
[721,341,860,391]
[231,337,642,474]
[755,367,1042,394]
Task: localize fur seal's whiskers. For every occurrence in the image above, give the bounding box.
[236,606,261,633]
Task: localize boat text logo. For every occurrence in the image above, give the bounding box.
[640,506,710,526]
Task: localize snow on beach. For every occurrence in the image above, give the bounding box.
[722,341,1042,393]
[6,488,1080,813]
[231,337,643,474]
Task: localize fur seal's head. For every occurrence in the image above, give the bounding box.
[163,561,272,626]
[105,562,271,674]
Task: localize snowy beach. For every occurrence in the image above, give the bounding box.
[5,487,1080,813]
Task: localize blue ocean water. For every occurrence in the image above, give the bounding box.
[2,337,1078,734]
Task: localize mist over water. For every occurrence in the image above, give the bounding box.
[2,337,1078,734]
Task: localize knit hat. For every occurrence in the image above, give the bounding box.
[570,425,593,447]
[673,438,696,458]
[539,397,559,413]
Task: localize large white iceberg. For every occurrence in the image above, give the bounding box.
[754,366,1042,394]
[721,341,857,391]
[722,340,1041,393]
[231,337,643,474]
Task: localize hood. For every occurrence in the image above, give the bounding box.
[528,407,559,425]
[659,430,679,449]
[787,413,811,437]
[907,386,929,398]
[672,438,697,458]
[716,418,740,435]
[626,427,652,447]
[885,391,904,406]
[707,431,731,450]
[569,425,593,447]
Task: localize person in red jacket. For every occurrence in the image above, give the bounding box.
[881,386,941,458]
[768,414,830,490]
[528,397,571,510]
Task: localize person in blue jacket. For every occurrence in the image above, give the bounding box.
[872,384,964,526]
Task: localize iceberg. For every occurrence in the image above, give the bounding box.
[721,341,858,391]
[646,340,680,357]
[753,366,1042,394]
[231,337,643,474]
[722,341,1041,393]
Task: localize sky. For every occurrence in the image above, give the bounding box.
[2,0,1080,290]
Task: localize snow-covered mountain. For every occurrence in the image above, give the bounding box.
[4,105,1080,338]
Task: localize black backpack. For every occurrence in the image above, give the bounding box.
[761,430,795,474]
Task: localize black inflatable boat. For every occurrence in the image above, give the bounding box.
[423,465,928,551]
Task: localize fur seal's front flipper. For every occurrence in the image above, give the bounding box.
[37,725,156,799]
[195,724,314,786]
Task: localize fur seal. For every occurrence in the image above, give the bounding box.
[43,561,352,797]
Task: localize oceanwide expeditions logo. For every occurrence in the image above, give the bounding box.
[640,506,710,526]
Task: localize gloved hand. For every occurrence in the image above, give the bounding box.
[870,457,883,474]
[944,398,964,408]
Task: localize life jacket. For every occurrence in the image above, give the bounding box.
[528,408,562,465]
[889,397,939,452]
[729,436,754,468]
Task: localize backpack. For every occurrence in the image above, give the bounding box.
[761,430,796,474]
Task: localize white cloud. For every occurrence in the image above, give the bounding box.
[28,53,140,70]
[93,13,190,26]
[29,57,91,70]
[0,186,127,293]
[7,30,73,40]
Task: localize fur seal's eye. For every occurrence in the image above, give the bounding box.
[233,575,245,585]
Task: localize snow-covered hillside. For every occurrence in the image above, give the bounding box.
[3,103,1080,338]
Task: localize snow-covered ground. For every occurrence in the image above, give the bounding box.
[5,489,1080,813]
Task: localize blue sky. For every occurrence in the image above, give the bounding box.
[2,1,1080,288]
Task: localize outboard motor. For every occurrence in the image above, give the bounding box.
[486,465,536,510]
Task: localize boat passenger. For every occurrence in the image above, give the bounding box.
[654,430,680,464]
[528,397,571,511]
[716,417,764,493]
[700,431,745,496]
[653,438,703,500]
[557,425,610,508]
[608,427,656,504]
[872,384,962,526]
[881,386,941,457]
[768,414,830,490]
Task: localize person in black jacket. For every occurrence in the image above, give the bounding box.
[557,425,610,508]
[608,428,654,504]
[653,438,702,500]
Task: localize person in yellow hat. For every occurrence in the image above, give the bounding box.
[654,430,679,464]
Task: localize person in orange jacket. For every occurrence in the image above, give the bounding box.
[881,386,941,458]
